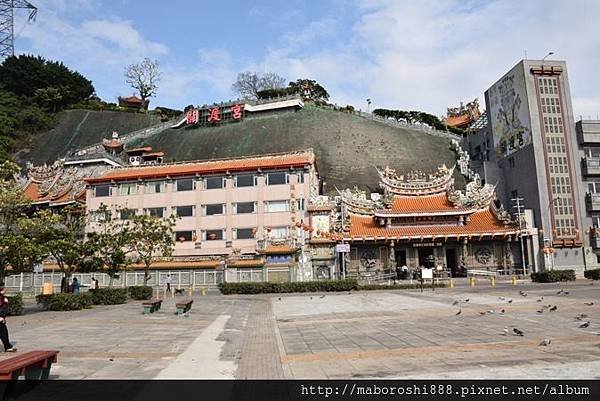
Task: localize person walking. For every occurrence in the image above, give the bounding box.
[0,285,17,352]
[166,274,172,294]
[72,277,80,294]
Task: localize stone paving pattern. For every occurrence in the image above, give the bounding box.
[1,281,599,379]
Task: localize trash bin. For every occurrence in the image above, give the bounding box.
[42,282,54,295]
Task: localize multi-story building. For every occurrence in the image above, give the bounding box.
[84,149,326,283]
[577,120,600,253]
[464,59,597,273]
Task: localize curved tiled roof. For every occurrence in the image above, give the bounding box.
[375,194,470,216]
[348,209,516,240]
[86,150,315,183]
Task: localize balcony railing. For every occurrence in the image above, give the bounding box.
[583,156,600,175]
[586,193,600,212]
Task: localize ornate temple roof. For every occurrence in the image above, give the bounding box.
[444,98,482,129]
[22,159,116,207]
[374,193,471,217]
[377,164,455,196]
[87,149,315,184]
[346,209,517,241]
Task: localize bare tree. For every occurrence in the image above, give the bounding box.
[125,58,161,100]
[232,71,286,99]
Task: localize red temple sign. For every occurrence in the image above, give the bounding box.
[186,108,199,124]
[231,104,243,120]
[208,107,221,122]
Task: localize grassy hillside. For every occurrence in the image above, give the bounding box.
[129,105,461,194]
[17,109,162,164]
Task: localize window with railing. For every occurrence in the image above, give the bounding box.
[204,229,224,241]
[145,207,165,218]
[94,185,110,197]
[145,181,165,194]
[203,204,225,216]
[266,171,288,185]
[264,200,290,213]
[235,174,256,187]
[234,228,255,239]
[174,205,195,217]
[205,176,224,189]
[176,178,195,191]
[234,202,255,214]
[119,183,137,196]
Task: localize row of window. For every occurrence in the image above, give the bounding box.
[91,200,304,221]
[94,172,305,197]
[174,226,290,242]
[554,218,575,237]
[541,97,562,114]
[538,77,558,95]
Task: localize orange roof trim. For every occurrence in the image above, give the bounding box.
[86,150,315,183]
[348,209,516,240]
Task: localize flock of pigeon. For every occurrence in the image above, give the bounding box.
[452,287,596,347]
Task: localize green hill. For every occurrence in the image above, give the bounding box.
[128,105,461,194]
[16,109,162,164]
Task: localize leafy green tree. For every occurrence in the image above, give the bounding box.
[32,205,101,292]
[0,55,94,108]
[128,214,177,283]
[288,79,330,102]
[87,205,135,287]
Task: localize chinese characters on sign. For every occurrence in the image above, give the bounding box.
[186,108,199,124]
[185,104,244,127]
[231,104,242,120]
[208,107,221,122]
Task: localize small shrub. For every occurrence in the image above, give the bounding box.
[218,279,359,295]
[36,293,93,311]
[584,268,600,280]
[358,283,446,291]
[531,269,576,283]
[128,286,153,300]
[7,293,24,316]
[89,288,128,305]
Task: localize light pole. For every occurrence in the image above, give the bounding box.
[544,196,561,270]
[512,197,527,275]
[542,51,554,61]
[366,98,372,114]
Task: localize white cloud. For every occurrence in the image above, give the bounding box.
[82,20,168,55]
[254,0,600,117]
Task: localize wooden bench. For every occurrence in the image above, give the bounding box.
[0,351,59,400]
[175,299,193,315]
[142,299,163,314]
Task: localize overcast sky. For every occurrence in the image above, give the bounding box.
[14,0,600,118]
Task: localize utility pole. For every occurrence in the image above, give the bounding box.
[0,0,37,61]
[512,197,527,275]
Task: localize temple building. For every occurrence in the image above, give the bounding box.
[445,99,482,130]
[336,163,530,277]
[118,95,149,110]
[84,149,326,282]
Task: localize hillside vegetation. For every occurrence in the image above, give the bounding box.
[128,105,460,193]
[17,109,161,164]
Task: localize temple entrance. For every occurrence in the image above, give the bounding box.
[417,248,434,268]
[395,249,407,267]
[445,248,457,276]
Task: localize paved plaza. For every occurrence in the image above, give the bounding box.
[1,281,600,379]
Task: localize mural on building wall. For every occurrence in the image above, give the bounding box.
[488,66,532,160]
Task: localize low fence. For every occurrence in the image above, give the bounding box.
[3,270,224,294]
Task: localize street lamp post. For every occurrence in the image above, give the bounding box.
[366,98,372,114]
[512,197,527,275]
[544,196,562,270]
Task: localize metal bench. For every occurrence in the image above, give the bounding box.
[175,299,193,315]
[142,299,163,314]
[0,350,59,400]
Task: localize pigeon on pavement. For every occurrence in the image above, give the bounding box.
[507,299,513,303]
[519,291,527,297]
[579,321,590,328]
[464,298,470,303]
[455,309,462,316]
[320,295,325,299]
[584,302,594,306]
[549,305,558,311]
[538,338,551,346]
[513,328,524,336]
[502,326,509,336]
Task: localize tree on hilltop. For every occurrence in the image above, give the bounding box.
[232,71,286,100]
[125,58,161,101]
